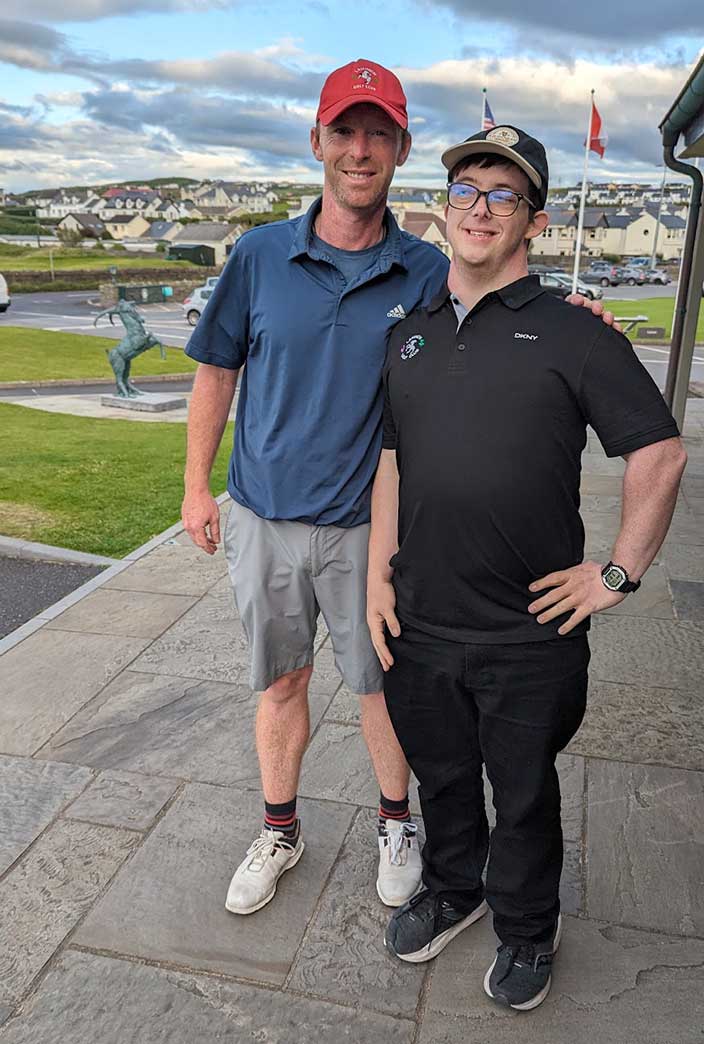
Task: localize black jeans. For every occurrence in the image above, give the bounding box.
[384,625,589,946]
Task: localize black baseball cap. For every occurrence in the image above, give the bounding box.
[441,125,549,209]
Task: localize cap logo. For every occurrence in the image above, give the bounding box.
[486,127,519,147]
[354,66,378,91]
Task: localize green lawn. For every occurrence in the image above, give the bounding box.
[0,247,201,272]
[0,327,197,382]
[0,402,232,557]
[608,296,704,342]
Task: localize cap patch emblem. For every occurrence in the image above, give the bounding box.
[401,334,424,360]
[354,67,378,90]
[486,126,519,147]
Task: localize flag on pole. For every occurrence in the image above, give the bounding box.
[482,93,497,130]
[586,100,607,158]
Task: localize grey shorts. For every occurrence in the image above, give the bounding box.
[224,498,384,694]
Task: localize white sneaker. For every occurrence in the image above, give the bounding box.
[376,819,422,907]
[225,828,305,915]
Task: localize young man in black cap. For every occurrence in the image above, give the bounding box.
[367,125,686,1010]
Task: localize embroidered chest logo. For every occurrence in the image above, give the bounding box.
[387,303,406,319]
[401,334,425,360]
[514,332,539,341]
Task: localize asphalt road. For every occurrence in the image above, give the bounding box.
[3,289,702,393]
[0,555,106,640]
[2,290,195,347]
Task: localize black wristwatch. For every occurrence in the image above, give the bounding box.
[601,561,641,594]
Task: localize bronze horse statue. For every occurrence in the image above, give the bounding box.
[93,298,166,397]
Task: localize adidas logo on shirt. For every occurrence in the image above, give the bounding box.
[387,304,407,319]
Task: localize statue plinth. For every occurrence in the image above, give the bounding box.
[101,392,187,413]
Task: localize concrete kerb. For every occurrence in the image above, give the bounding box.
[0,491,230,657]
[0,535,118,567]
[0,374,194,391]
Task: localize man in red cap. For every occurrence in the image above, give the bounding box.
[182,60,612,919]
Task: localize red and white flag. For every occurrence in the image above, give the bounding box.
[482,94,496,130]
[586,100,607,157]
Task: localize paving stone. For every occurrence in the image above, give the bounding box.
[0,630,150,756]
[569,681,704,770]
[587,760,704,934]
[40,671,330,787]
[46,589,197,638]
[0,818,138,1009]
[0,1006,10,1028]
[105,544,228,596]
[589,615,704,690]
[324,683,361,725]
[299,722,423,812]
[670,579,704,621]
[580,453,626,476]
[580,494,623,515]
[0,757,92,876]
[64,770,179,831]
[580,473,623,496]
[129,593,252,684]
[421,915,704,1043]
[660,543,704,582]
[601,563,674,620]
[560,841,582,915]
[660,511,704,546]
[74,785,354,984]
[288,809,426,1015]
[0,950,415,1044]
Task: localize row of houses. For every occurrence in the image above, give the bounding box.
[530,204,687,260]
[54,212,242,264]
[5,180,279,224]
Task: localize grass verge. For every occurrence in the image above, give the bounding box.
[608,296,704,342]
[0,327,197,382]
[0,248,200,272]
[0,402,232,557]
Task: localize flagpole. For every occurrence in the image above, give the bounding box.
[572,90,594,294]
[481,87,486,131]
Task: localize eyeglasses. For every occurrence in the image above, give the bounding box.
[446,181,537,216]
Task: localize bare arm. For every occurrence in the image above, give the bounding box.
[367,448,401,670]
[528,436,687,633]
[182,362,239,554]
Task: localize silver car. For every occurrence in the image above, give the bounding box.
[182,285,214,326]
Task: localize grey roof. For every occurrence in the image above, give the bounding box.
[146,220,178,238]
[660,213,686,228]
[605,214,631,228]
[66,212,104,229]
[105,213,146,224]
[173,222,236,242]
[544,207,576,227]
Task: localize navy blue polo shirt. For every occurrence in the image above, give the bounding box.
[185,199,449,526]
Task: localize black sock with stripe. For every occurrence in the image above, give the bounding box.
[379,791,410,834]
[264,798,299,840]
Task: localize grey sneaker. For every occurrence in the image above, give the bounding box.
[385,888,488,963]
[484,915,562,1011]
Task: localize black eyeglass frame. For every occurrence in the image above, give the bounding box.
[446,181,538,216]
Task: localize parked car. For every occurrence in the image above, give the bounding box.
[647,267,671,285]
[0,273,10,314]
[528,264,567,276]
[620,265,647,286]
[182,285,214,326]
[204,276,219,289]
[581,262,622,287]
[540,273,603,301]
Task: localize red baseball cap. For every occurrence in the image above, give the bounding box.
[316,59,408,129]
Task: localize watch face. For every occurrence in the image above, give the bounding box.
[603,565,626,590]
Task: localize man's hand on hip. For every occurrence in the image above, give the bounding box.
[182,490,221,555]
[528,560,624,635]
[367,578,401,671]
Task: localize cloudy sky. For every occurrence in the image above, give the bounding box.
[0,0,702,192]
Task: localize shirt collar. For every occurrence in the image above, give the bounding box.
[428,274,544,314]
[288,195,408,271]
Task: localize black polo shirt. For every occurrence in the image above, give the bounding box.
[382,275,679,644]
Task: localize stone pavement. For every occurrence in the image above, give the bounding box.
[0,402,703,1044]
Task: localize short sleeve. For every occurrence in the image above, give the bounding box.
[382,354,397,450]
[185,239,250,370]
[578,325,680,457]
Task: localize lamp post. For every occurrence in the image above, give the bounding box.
[650,165,667,269]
